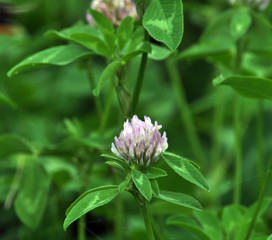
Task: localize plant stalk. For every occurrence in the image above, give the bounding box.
[78,215,86,240]
[165,57,207,166]
[85,60,102,121]
[99,82,115,133]
[129,51,148,115]
[256,100,264,188]
[233,94,242,205]
[140,199,155,240]
[233,38,244,205]
[243,153,272,240]
[211,87,225,165]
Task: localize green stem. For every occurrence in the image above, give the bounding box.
[85,60,102,120]
[233,39,244,205]
[111,167,124,240]
[99,82,115,133]
[78,215,86,240]
[77,154,95,240]
[140,199,155,240]
[4,156,25,209]
[129,52,148,116]
[233,94,242,205]
[256,100,264,188]
[211,88,225,165]
[243,153,272,240]
[165,58,207,166]
[151,215,164,240]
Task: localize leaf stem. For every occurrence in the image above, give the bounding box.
[129,51,148,116]
[165,57,207,166]
[99,82,115,133]
[4,156,25,209]
[85,60,102,120]
[243,153,272,240]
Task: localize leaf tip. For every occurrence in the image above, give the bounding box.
[92,89,99,96]
[213,75,224,86]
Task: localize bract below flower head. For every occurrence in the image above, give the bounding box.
[111,115,168,167]
[86,0,138,26]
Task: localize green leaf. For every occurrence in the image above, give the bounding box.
[45,24,99,41]
[145,167,167,179]
[162,152,209,191]
[64,118,83,138]
[121,41,152,61]
[14,158,50,229]
[150,179,160,196]
[213,75,272,100]
[143,0,183,50]
[0,134,33,158]
[176,43,232,61]
[64,185,119,230]
[93,61,122,96]
[230,8,252,41]
[116,17,134,51]
[167,215,211,240]
[101,153,128,165]
[148,44,173,60]
[194,211,223,240]
[88,9,115,53]
[0,93,16,108]
[8,45,93,77]
[131,169,152,201]
[268,235,272,240]
[126,27,145,53]
[222,205,243,239]
[106,161,126,173]
[69,33,111,56]
[118,177,131,192]
[156,191,202,211]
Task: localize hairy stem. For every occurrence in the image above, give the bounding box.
[165,58,207,166]
[140,199,155,240]
[244,153,272,240]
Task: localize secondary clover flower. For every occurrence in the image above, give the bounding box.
[86,0,138,26]
[229,0,271,10]
[111,115,168,167]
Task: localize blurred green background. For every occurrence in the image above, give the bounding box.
[1,0,272,239]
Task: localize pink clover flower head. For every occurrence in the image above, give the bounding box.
[111,115,168,167]
[86,0,138,26]
[229,0,270,10]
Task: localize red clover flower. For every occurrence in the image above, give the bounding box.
[111,115,168,167]
[86,0,138,26]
